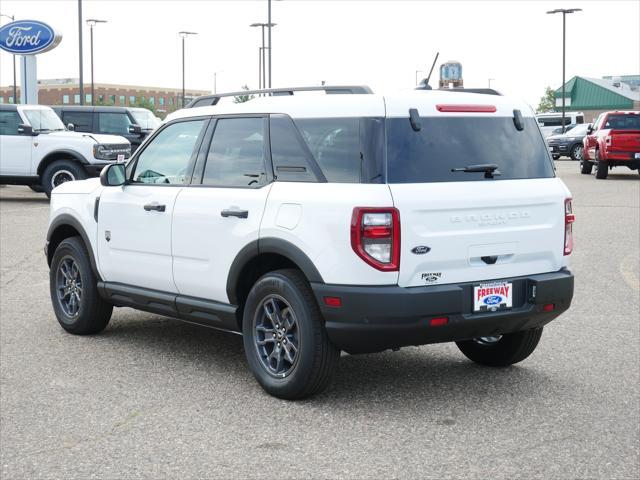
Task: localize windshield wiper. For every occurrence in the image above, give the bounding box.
[451,163,501,179]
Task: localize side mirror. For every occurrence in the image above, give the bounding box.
[17,123,34,135]
[586,124,594,135]
[67,123,75,132]
[128,124,142,135]
[100,163,127,187]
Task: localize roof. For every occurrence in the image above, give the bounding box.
[49,105,129,113]
[167,89,533,122]
[555,76,639,110]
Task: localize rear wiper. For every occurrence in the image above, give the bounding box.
[451,164,501,179]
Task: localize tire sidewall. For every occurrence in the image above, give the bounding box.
[49,238,93,333]
[242,272,318,397]
[43,160,86,196]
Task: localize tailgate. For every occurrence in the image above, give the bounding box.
[608,129,640,152]
[390,178,569,287]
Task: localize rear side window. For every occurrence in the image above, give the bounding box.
[270,115,319,182]
[386,116,555,183]
[202,117,267,188]
[0,111,21,135]
[62,112,92,132]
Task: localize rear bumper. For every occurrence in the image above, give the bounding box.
[311,269,574,354]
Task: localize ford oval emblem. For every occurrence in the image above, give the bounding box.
[483,295,502,306]
[411,246,431,255]
[0,20,62,55]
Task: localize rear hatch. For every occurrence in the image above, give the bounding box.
[384,104,569,287]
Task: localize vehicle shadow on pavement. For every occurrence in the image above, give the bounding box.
[98,313,563,405]
[0,196,49,203]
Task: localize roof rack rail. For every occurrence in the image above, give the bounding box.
[185,85,373,108]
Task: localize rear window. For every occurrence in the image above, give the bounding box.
[603,114,640,130]
[386,116,555,183]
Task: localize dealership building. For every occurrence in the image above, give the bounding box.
[554,75,640,122]
[0,78,209,114]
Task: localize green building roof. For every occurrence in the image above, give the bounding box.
[554,76,638,110]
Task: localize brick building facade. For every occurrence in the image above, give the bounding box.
[0,78,209,115]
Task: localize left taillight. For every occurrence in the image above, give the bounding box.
[351,207,400,271]
[564,198,575,255]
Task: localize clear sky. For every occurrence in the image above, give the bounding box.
[0,0,638,108]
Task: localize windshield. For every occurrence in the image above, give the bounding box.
[22,109,65,132]
[565,124,589,136]
[603,114,640,130]
[130,109,161,130]
[386,116,555,183]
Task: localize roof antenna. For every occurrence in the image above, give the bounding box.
[416,52,439,90]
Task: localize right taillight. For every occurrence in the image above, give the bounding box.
[564,198,575,255]
[351,207,400,271]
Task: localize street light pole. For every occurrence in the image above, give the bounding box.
[251,23,276,93]
[213,71,223,94]
[78,0,84,105]
[86,19,106,106]
[547,8,582,134]
[178,31,197,108]
[267,0,272,88]
[0,14,17,104]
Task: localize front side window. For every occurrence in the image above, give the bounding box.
[98,112,132,135]
[0,111,22,135]
[22,109,65,132]
[386,116,555,183]
[202,117,267,187]
[132,119,205,184]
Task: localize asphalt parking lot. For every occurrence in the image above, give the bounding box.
[1,161,638,479]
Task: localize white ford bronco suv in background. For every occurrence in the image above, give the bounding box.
[46,86,575,399]
[0,104,131,196]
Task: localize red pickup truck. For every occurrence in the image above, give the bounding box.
[581,111,640,179]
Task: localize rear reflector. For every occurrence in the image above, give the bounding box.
[436,104,497,113]
[543,303,555,312]
[323,296,342,307]
[430,317,449,327]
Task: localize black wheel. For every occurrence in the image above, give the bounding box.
[580,159,593,174]
[456,328,543,367]
[595,150,608,179]
[49,236,112,335]
[242,269,340,399]
[552,154,560,160]
[42,160,87,198]
[570,143,584,162]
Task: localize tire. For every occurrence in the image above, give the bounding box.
[570,143,584,162]
[242,269,340,399]
[42,160,87,198]
[456,328,543,367]
[552,154,560,160]
[580,159,593,175]
[49,236,113,335]
[595,150,608,179]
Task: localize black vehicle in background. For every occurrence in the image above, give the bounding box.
[546,123,589,161]
[50,106,161,152]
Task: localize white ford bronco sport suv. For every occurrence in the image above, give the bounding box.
[46,86,575,399]
[0,104,131,196]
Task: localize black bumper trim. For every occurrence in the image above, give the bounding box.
[311,269,574,354]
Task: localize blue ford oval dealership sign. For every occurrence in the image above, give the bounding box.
[0,20,62,55]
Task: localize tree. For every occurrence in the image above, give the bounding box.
[234,85,255,104]
[536,86,556,113]
[129,97,156,113]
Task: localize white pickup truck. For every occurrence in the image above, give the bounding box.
[0,104,131,196]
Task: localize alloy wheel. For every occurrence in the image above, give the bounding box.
[56,256,83,317]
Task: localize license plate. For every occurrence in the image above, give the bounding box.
[635,153,640,159]
[473,282,513,312]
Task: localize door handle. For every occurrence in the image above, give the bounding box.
[221,209,249,219]
[144,203,166,212]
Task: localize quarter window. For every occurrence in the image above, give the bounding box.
[202,117,267,187]
[0,111,21,135]
[132,119,206,184]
